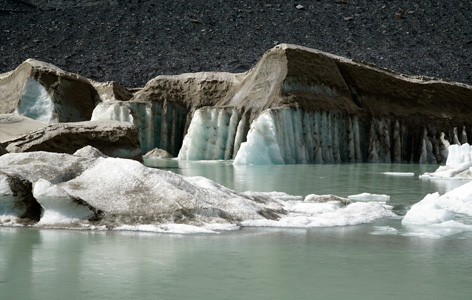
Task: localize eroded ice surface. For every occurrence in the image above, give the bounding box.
[401,181,472,238]
[0,147,396,232]
[91,101,134,123]
[348,193,390,202]
[420,143,472,179]
[15,78,56,123]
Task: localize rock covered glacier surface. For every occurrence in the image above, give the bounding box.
[0,147,395,233]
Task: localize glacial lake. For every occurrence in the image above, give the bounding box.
[2,161,472,300]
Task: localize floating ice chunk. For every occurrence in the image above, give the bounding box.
[348,193,390,202]
[15,77,56,123]
[304,194,350,204]
[33,179,99,225]
[370,226,399,235]
[382,172,415,177]
[115,224,217,234]
[73,145,108,159]
[402,221,472,239]
[402,181,472,238]
[241,201,395,228]
[243,191,303,201]
[402,193,454,226]
[421,144,472,179]
[234,111,284,165]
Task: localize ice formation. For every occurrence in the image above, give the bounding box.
[241,201,395,228]
[91,101,134,123]
[178,107,245,160]
[348,193,390,202]
[0,175,22,223]
[15,78,56,123]
[401,182,472,238]
[420,143,472,179]
[179,107,453,165]
[91,100,188,156]
[0,147,396,232]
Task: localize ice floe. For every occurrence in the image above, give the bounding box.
[401,181,472,238]
[0,146,397,232]
[348,193,390,202]
[420,143,472,179]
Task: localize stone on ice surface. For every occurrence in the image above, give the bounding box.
[3,120,142,162]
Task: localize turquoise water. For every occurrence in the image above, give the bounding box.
[1,161,472,300]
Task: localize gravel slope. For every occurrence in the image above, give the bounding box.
[1,0,471,88]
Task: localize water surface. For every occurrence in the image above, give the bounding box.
[2,161,471,299]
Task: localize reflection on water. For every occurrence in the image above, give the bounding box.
[145,159,462,212]
[1,226,472,300]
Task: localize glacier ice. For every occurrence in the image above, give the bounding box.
[180,106,454,165]
[91,100,188,156]
[33,179,100,225]
[0,175,22,223]
[241,201,395,228]
[348,193,390,202]
[91,101,134,123]
[178,107,243,160]
[420,143,472,179]
[402,180,472,238]
[15,77,56,123]
[233,110,284,165]
[0,147,396,232]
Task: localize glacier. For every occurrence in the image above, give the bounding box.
[180,106,458,165]
[3,45,472,165]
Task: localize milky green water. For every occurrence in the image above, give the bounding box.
[1,162,472,300]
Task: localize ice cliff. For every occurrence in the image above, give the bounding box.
[2,44,472,164]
